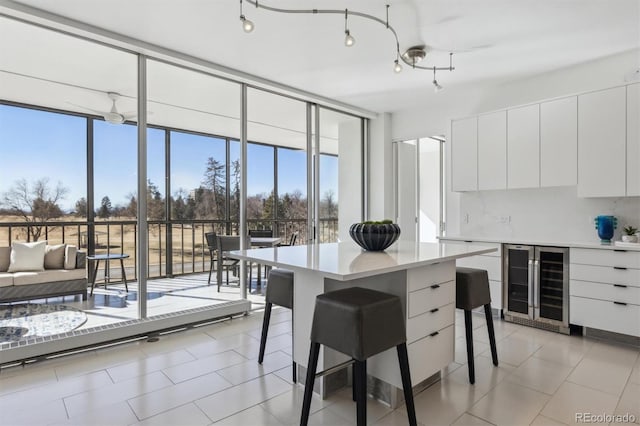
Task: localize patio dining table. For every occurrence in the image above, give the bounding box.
[217,236,282,290]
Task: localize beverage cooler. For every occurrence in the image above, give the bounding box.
[503,245,570,334]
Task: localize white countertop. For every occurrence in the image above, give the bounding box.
[229,241,497,281]
[439,236,640,251]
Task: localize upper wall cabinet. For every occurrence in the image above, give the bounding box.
[508,104,540,189]
[577,87,626,197]
[627,83,639,196]
[540,97,577,187]
[478,111,507,190]
[451,117,478,192]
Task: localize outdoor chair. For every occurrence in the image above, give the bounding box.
[279,231,298,247]
[205,231,217,285]
[216,235,248,292]
[248,229,273,284]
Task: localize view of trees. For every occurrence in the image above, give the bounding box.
[0,178,68,241]
[1,157,337,227]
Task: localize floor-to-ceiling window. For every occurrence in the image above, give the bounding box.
[0,15,366,360]
[318,108,363,242]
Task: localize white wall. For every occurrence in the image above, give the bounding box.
[386,49,640,243]
[368,113,393,221]
[338,120,362,241]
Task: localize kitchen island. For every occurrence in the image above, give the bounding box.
[230,241,496,402]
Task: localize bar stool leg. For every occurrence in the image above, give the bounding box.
[354,359,367,426]
[258,302,272,364]
[484,304,499,366]
[352,366,356,402]
[464,310,475,384]
[300,342,320,426]
[397,343,418,426]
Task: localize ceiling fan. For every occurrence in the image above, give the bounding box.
[70,92,136,124]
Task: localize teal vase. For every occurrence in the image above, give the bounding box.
[594,215,617,243]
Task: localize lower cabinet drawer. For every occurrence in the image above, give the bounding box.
[570,248,640,268]
[571,280,640,305]
[408,280,455,317]
[570,263,640,287]
[570,296,640,337]
[456,255,501,281]
[408,324,455,383]
[407,303,454,343]
[407,261,455,292]
[368,324,454,389]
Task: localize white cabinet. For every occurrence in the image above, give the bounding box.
[627,83,640,196]
[508,104,540,189]
[451,117,478,192]
[540,97,577,187]
[478,111,507,190]
[577,87,627,197]
[570,247,640,337]
[440,239,503,310]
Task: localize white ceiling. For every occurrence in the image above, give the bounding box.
[4,0,639,114]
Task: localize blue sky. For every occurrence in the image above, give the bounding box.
[0,104,338,211]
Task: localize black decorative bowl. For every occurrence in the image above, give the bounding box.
[349,223,401,251]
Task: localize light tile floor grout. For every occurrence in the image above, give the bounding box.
[0,308,638,426]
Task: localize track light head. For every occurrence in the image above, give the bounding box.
[344,30,355,47]
[433,79,443,92]
[240,15,254,32]
[394,60,403,73]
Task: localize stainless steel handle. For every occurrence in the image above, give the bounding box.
[533,259,540,309]
[528,259,534,308]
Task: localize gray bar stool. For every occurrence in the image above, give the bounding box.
[258,269,296,382]
[300,287,417,426]
[456,267,499,384]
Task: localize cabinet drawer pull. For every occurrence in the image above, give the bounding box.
[430,308,439,313]
[430,284,441,289]
[429,331,439,337]
[613,284,628,288]
[613,266,628,270]
[613,301,628,306]
[464,240,473,243]
[614,249,628,252]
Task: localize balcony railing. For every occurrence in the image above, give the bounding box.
[0,218,338,282]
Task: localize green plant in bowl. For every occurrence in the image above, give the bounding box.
[622,225,638,243]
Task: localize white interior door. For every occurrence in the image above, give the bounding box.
[418,138,443,242]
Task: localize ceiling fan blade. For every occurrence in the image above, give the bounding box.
[66,101,108,116]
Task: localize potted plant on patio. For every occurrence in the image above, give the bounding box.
[349,219,401,251]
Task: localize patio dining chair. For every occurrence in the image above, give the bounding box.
[279,231,298,247]
[216,235,248,292]
[248,229,273,283]
[205,231,217,285]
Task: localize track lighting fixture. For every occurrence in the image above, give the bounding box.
[239,0,255,33]
[394,59,403,73]
[344,10,355,47]
[239,1,456,83]
[433,68,443,92]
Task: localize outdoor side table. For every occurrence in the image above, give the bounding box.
[87,253,130,296]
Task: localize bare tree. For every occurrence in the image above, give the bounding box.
[1,178,68,241]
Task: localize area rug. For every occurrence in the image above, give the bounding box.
[0,304,88,342]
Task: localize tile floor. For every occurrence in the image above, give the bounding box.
[0,309,638,426]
